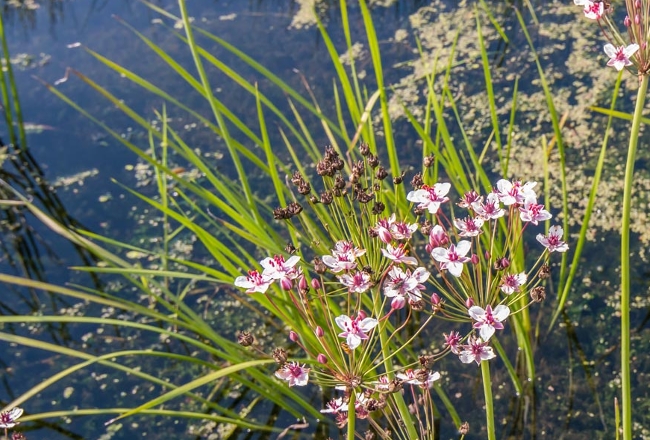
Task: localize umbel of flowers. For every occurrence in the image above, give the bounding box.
[234,145,567,438]
[574,0,650,74]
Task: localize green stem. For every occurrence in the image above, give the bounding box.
[375,298,419,439]
[481,360,496,440]
[347,391,355,440]
[621,74,649,440]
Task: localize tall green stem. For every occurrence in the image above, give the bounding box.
[621,74,649,440]
[481,360,496,440]
[374,293,419,439]
[347,392,356,440]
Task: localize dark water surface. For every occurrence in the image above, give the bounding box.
[0,0,647,439]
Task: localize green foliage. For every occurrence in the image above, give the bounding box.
[0,0,606,437]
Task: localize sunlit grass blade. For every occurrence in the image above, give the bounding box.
[515,9,569,289]
[475,6,503,174]
[106,358,276,424]
[140,0,347,141]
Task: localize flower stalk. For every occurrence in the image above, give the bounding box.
[481,360,496,440]
[620,73,649,440]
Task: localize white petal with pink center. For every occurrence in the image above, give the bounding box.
[469,304,510,340]
[431,240,472,277]
[335,313,378,350]
[536,225,569,252]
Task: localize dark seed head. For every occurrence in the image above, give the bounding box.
[238,331,255,347]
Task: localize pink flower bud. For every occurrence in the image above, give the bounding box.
[471,254,479,265]
[484,251,491,259]
[636,14,640,24]
[635,0,641,8]
[280,277,293,290]
[298,276,308,290]
[378,229,393,244]
[391,296,406,310]
[289,331,299,342]
[625,15,631,26]
[465,298,474,308]
[310,278,321,289]
[315,326,324,337]
[431,292,441,305]
[358,310,367,320]
[317,354,328,364]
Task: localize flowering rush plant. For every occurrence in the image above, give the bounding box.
[574,0,650,75]
[233,144,567,438]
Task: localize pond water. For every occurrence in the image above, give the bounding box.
[1,0,649,439]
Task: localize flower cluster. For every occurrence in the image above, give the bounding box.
[233,144,568,437]
[574,0,650,75]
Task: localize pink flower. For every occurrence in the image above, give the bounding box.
[322,240,366,272]
[536,225,569,252]
[495,179,537,206]
[426,224,449,253]
[500,272,527,295]
[234,270,274,294]
[275,362,310,387]
[338,271,373,293]
[383,266,430,301]
[458,190,480,209]
[444,331,462,355]
[372,214,396,243]
[453,216,484,237]
[260,255,301,289]
[604,43,639,71]
[472,193,505,220]
[458,336,496,365]
[469,304,510,341]
[321,398,346,414]
[574,0,604,20]
[519,196,552,225]
[431,241,472,277]
[0,407,23,429]
[406,182,451,214]
[390,219,419,241]
[335,312,378,350]
[381,244,418,265]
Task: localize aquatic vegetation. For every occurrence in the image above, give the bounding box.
[1,0,647,438]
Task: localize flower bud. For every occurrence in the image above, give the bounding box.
[494,257,510,271]
[289,331,299,342]
[298,276,308,290]
[465,298,474,308]
[625,15,631,26]
[391,296,406,310]
[310,278,321,289]
[317,353,328,364]
[471,254,479,265]
[315,326,324,337]
[280,277,293,290]
[635,14,640,24]
[484,250,491,260]
[358,310,367,320]
[431,292,441,305]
